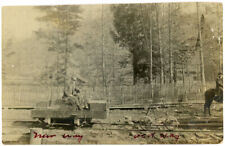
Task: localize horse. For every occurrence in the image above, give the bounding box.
[204,88,223,116]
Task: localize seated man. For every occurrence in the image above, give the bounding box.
[62,84,82,110]
[62,76,88,110]
[72,87,88,109]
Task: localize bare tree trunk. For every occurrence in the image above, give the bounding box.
[197,2,206,92]
[56,33,59,95]
[63,34,69,91]
[93,37,98,92]
[112,45,115,83]
[148,4,153,98]
[168,3,174,84]
[119,72,124,104]
[162,3,166,85]
[173,62,177,84]
[56,14,60,98]
[101,4,106,96]
[139,4,149,85]
[187,63,191,92]
[133,58,137,85]
[109,44,115,101]
[139,4,153,97]
[63,9,69,91]
[182,63,185,86]
[217,3,222,73]
[156,4,164,86]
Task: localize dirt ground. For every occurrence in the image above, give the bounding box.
[2,103,223,144]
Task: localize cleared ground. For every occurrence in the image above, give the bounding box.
[2,102,223,144]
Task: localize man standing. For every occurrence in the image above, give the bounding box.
[214,72,223,102]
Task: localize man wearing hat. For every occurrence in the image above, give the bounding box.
[62,76,82,110]
[214,72,223,102]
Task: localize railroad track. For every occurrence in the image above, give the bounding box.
[2,103,223,144]
[3,118,223,144]
[3,101,220,110]
[90,113,223,131]
[3,114,223,130]
[90,122,222,132]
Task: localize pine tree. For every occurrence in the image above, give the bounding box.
[35,6,82,88]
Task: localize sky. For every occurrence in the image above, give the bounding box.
[2,6,44,42]
[2,3,215,43]
[2,5,104,82]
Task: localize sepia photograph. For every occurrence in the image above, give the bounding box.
[2,1,223,144]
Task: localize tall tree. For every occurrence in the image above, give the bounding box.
[168,3,174,84]
[156,4,164,85]
[148,4,153,97]
[35,6,82,88]
[111,4,156,85]
[111,3,219,86]
[196,3,206,91]
[217,3,222,73]
[101,4,106,96]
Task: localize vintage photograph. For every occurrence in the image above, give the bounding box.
[2,2,223,144]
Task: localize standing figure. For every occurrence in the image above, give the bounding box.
[204,73,223,115]
[215,73,223,102]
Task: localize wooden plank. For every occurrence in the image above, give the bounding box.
[3,101,221,110]
[178,123,223,127]
[109,104,174,110]
[72,110,107,119]
[89,102,106,111]
[32,108,107,119]
[2,106,34,110]
[178,117,223,124]
[31,109,74,118]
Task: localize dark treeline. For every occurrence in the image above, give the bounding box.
[30,3,222,89]
[111,3,222,86]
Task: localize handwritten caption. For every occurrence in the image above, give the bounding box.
[133,132,179,141]
[33,132,83,143]
[33,132,179,142]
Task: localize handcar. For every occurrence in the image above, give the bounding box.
[31,99,107,126]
